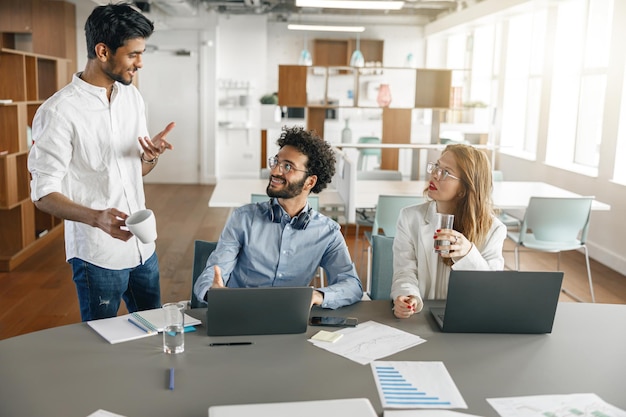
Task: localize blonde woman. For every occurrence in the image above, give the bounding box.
[391,144,506,318]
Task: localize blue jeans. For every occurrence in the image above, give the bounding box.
[70,252,161,321]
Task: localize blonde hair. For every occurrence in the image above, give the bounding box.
[425,144,494,248]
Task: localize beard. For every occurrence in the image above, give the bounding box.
[103,64,133,86]
[266,175,307,199]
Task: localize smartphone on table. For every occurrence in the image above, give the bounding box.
[310,316,358,327]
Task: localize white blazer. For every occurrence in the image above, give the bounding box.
[390,201,507,312]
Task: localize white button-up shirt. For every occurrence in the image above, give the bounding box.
[28,73,155,269]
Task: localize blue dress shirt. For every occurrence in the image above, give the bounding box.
[194,200,363,309]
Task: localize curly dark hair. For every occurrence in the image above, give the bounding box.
[276,126,336,194]
[85,2,154,59]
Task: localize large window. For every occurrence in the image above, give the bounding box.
[545,0,613,173]
[499,12,546,157]
[614,69,626,185]
[469,25,495,107]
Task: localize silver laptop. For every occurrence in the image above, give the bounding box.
[430,270,563,334]
[205,287,313,336]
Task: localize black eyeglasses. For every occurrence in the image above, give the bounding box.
[427,162,461,181]
[268,157,309,175]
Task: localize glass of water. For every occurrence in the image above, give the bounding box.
[434,213,455,255]
[162,302,185,354]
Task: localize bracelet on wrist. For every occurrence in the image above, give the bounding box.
[141,153,158,165]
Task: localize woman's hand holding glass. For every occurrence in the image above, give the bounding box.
[434,229,470,260]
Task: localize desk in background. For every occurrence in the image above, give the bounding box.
[335,142,496,180]
[208,179,610,224]
[1,301,624,417]
[355,180,611,211]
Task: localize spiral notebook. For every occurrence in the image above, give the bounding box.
[87,308,201,344]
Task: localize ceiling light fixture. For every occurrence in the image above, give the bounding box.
[295,0,404,10]
[287,24,366,32]
[298,33,313,66]
[349,34,365,67]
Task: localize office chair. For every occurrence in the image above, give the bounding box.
[362,195,426,291]
[356,137,382,171]
[191,240,218,308]
[507,196,595,303]
[369,235,395,300]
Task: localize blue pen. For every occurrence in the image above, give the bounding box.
[169,368,175,390]
[127,317,152,334]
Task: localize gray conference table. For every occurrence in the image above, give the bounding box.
[1,300,625,417]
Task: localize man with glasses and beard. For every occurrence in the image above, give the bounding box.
[195,127,362,309]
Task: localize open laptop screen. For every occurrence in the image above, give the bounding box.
[205,287,313,336]
[430,270,563,334]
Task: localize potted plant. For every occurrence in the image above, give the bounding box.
[260,93,278,105]
[259,93,281,127]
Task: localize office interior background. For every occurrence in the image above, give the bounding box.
[47,0,626,278]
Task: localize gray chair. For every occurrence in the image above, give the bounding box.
[369,235,395,300]
[191,240,218,308]
[507,196,595,303]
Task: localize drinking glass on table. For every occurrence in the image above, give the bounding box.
[162,302,185,354]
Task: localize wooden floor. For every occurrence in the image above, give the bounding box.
[1,183,624,340]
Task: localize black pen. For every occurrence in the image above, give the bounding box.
[209,342,253,346]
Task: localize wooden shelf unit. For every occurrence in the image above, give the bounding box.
[0,0,76,271]
[0,48,70,271]
[277,65,452,170]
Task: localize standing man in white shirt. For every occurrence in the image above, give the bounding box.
[28,3,174,321]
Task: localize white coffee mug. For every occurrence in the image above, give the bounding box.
[125,209,157,243]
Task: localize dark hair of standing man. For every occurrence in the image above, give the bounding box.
[84,2,154,59]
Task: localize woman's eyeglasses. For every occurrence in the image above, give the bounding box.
[427,162,460,181]
[268,157,309,175]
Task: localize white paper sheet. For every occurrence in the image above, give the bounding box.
[487,393,626,417]
[86,410,127,417]
[308,320,426,365]
[371,361,467,409]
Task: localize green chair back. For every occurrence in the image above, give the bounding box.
[357,136,382,170]
[370,235,395,300]
[357,136,382,156]
[519,197,593,244]
[373,195,426,237]
[191,240,217,308]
